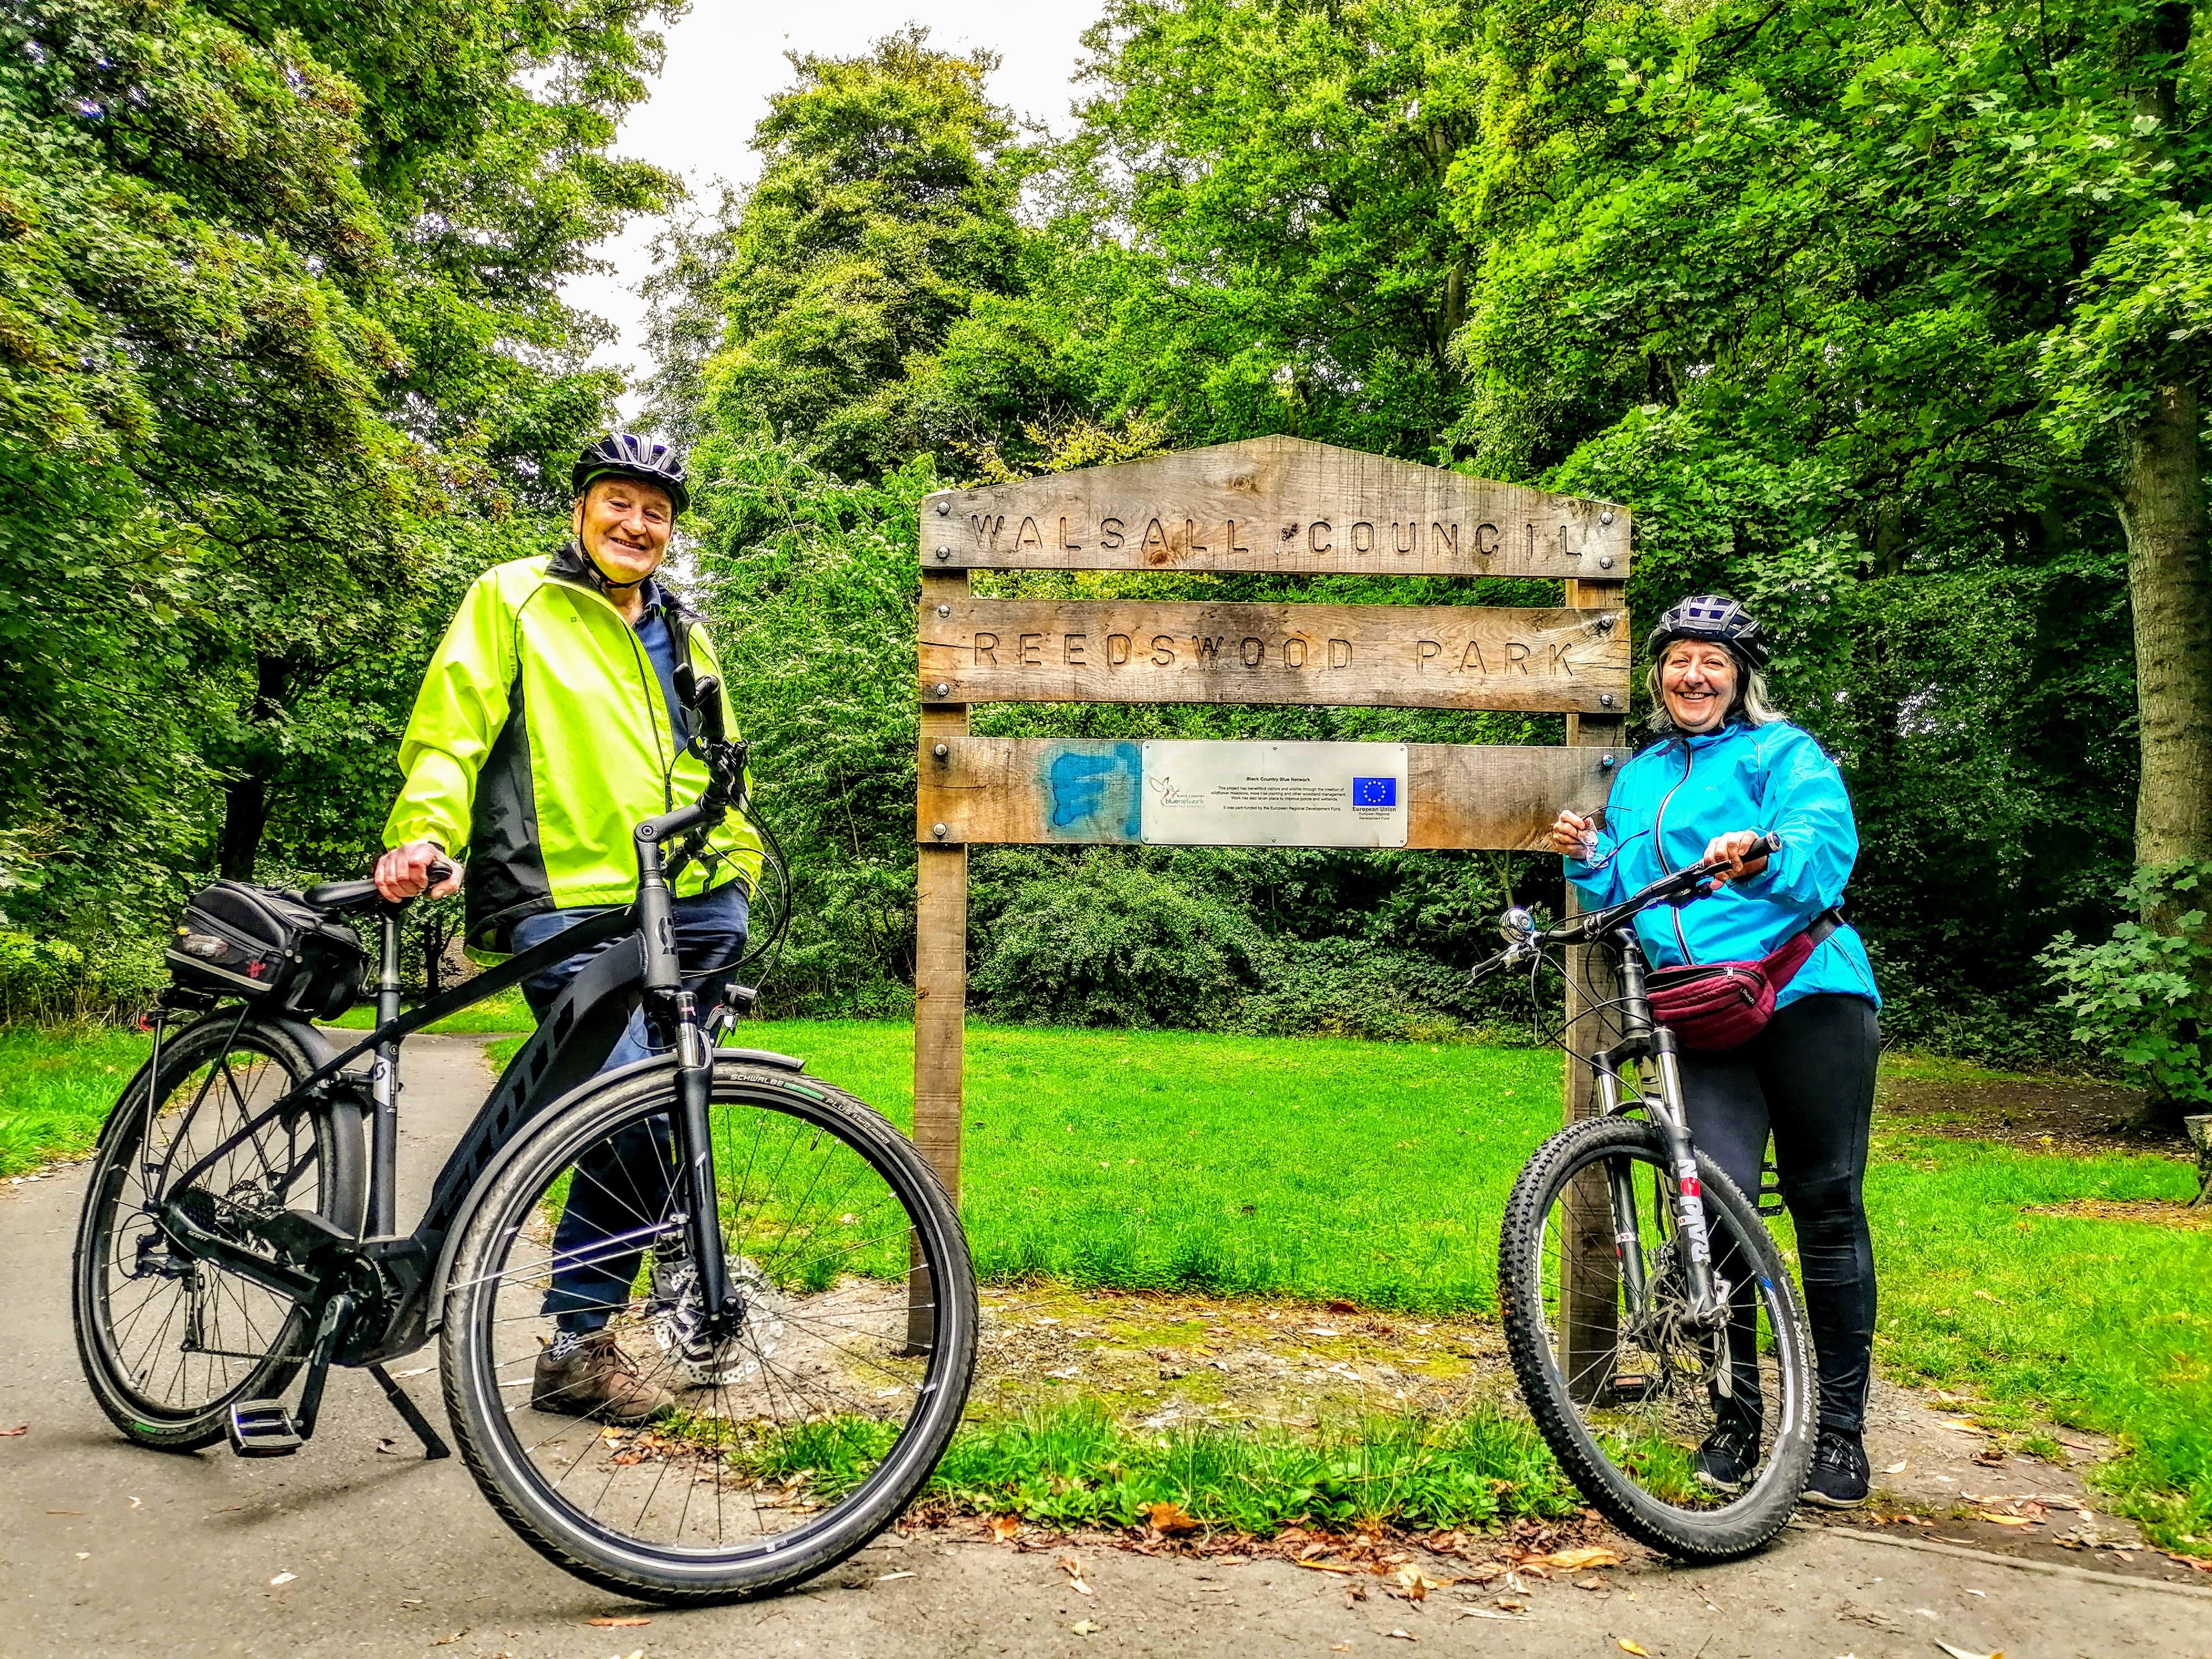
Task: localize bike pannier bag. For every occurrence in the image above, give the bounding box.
[1644,909,1844,1053]
[167,881,367,1020]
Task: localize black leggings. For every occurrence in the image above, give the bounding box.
[1678,993,1880,1436]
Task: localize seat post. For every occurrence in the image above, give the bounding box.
[369,912,404,1238]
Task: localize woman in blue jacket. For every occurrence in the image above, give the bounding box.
[1549,595,1880,1509]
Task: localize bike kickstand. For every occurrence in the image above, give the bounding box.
[367,1363,452,1460]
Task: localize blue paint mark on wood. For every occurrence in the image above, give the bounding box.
[1042,742,1142,840]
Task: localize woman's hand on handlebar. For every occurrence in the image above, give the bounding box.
[1698,830,1771,890]
[374,841,461,902]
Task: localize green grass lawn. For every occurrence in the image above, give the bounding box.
[9,1014,2209,1549]
[0,1024,153,1177]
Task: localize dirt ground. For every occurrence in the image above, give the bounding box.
[1875,1067,2193,1161]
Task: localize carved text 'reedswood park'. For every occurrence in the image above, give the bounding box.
[919,601,1629,714]
[920,435,1630,579]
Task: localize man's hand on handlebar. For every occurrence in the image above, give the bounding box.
[374,841,461,903]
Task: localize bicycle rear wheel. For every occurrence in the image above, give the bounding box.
[440,1057,977,1603]
[72,1013,366,1450]
[1499,1114,1814,1559]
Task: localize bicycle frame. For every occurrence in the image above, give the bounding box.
[143,732,785,1451]
[1475,837,1785,1339]
[1579,925,1729,1328]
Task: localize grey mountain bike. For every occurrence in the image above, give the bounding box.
[1469,837,1817,1559]
[71,678,977,1603]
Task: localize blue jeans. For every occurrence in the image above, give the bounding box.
[513,882,749,1333]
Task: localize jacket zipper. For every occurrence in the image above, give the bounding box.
[549,565,680,811]
[1651,738,1695,963]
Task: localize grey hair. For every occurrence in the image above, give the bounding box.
[1644,650,1786,732]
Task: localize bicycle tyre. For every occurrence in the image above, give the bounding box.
[72,1012,366,1451]
[440,1057,978,1603]
[1499,1114,1815,1559]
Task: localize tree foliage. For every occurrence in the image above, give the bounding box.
[0,0,679,941]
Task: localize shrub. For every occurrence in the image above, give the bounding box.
[973,853,1276,1029]
[2040,859,2212,1106]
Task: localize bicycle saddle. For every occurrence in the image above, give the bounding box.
[302,879,384,915]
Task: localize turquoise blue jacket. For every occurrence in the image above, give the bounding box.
[1566,719,1880,1011]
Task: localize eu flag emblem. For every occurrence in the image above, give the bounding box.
[1353,777,1397,807]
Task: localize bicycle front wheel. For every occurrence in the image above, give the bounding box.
[1499,1115,1814,1559]
[440,1057,977,1603]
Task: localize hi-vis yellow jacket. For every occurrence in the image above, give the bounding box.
[381,543,763,951]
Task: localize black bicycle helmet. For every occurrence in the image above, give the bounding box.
[572,433,690,516]
[1647,593,1770,670]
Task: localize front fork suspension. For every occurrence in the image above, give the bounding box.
[669,992,737,1331]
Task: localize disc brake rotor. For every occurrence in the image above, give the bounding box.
[650,1258,787,1387]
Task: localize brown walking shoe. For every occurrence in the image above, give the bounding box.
[530,1331,676,1425]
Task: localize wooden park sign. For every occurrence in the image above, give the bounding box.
[907,435,1629,1352]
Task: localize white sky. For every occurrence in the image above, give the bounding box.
[564,3,1105,423]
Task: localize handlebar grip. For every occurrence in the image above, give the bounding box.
[426,858,456,886]
[692,672,726,748]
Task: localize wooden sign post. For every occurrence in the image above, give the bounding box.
[909,436,1629,1359]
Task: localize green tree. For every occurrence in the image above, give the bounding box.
[0,0,680,935]
[1065,0,1490,457]
[700,27,1037,478]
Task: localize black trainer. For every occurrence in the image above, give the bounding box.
[1802,1427,1870,1507]
[1693,1421,1761,1494]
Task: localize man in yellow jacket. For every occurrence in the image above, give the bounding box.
[372,434,762,1425]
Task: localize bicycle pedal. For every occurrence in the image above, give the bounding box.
[227,1399,304,1457]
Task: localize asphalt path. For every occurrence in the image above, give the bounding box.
[2,1034,2205,1658]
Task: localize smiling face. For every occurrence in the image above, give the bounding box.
[1660,639,1740,733]
[572,474,675,586]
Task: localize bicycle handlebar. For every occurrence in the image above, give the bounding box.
[1466,832,1783,985]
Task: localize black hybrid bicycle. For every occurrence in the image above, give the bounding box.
[1471,837,1816,1560]
[71,676,977,1603]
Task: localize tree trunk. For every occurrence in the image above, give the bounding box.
[2117,380,2211,1133]
[217,775,268,883]
[2119,379,2212,874]
[216,652,295,884]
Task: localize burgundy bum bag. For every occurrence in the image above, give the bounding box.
[1644,909,1845,1053]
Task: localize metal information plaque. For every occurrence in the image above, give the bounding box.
[1140,741,1410,848]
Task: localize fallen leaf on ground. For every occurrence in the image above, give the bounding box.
[1384,1630,1416,1641]
[989,1515,1021,1541]
[1977,1513,2034,1527]
[268,1573,295,1587]
[45,1510,82,1516]
[1,1425,27,1436]
[1292,1559,1360,1574]
[1936,1418,1982,1433]
[127,1498,142,1510]
[585,1618,650,1628]
[2057,1437,2093,1451]
[1881,1460,1909,1474]
[1493,1598,1526,1613]
[1540,1547,1620,1569]
[1618,1642,1651,1657]
[1145,1501,1201,1536]
[1070,1619,1099,1635]
[1402,1567,1453,1590]
[1453,1607,1525,1621]
[876,1571,916,1582]
[1057,1554,1093,1595]
[429,1633,465,1647]
[1933,1644,2003,1659]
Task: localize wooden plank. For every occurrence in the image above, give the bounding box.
[919,435,1630,577]
[910,569,969,1354]
[1559,576,1625,1401]
[916,739,1621,851]
[920,600,1627,714]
